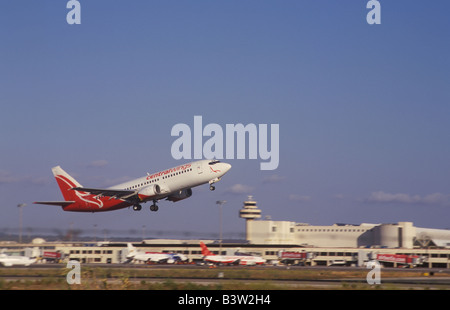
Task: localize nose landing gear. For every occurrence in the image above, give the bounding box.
[209,177,221,191]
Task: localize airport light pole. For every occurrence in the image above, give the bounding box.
[142,225,146,240]
[93,224,98,242]
[216,200,226,254]
[17,203,26,243]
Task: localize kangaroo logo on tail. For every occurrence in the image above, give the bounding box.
[52,166,103,208]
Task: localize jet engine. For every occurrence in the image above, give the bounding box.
[167,188,193,202]
[138,184,161,200]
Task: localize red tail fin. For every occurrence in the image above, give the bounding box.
[200,242,214,256]
[51,166,83,202]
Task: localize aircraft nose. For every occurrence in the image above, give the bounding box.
[222,163,232,173]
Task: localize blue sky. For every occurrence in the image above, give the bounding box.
[1,1,449,240]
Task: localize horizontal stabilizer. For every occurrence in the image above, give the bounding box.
[33,201,75,207]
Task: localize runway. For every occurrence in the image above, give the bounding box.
[1,264,449,290]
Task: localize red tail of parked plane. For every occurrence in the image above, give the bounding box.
[200,241,215,256]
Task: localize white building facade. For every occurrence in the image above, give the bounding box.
[246,220,419,249]
[240,196,450,249]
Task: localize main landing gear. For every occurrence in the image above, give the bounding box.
[150,203,159,212]
[132,200,159,212]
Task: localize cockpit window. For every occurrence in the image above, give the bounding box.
[209,160,221,165]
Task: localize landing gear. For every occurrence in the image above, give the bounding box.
[132,202,158,212]
[209,177,220,191]
[150,200,159,212]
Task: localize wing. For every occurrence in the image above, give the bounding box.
[70,187,137,200]
[34,201,76,207]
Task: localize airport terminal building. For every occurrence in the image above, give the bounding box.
[240,196,450,250]
[2,196,450,268]
[246,220,418,248]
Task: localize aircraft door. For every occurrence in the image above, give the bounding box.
[197,162,203,174]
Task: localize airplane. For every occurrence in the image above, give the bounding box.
[0,249,38,267]
[199,242,266,266]
[34,159,231,212]
[124,243,187,264]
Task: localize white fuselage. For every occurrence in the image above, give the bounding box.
[0,254,36,267]
[111,159,230,197]
[204,255,266,266]
[125,244,187,263]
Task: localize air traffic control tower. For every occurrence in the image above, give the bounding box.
[239,196,262,241]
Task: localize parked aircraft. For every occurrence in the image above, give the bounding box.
[124,243,187,264]
[200,242,266,265]
[0,249,38,267]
